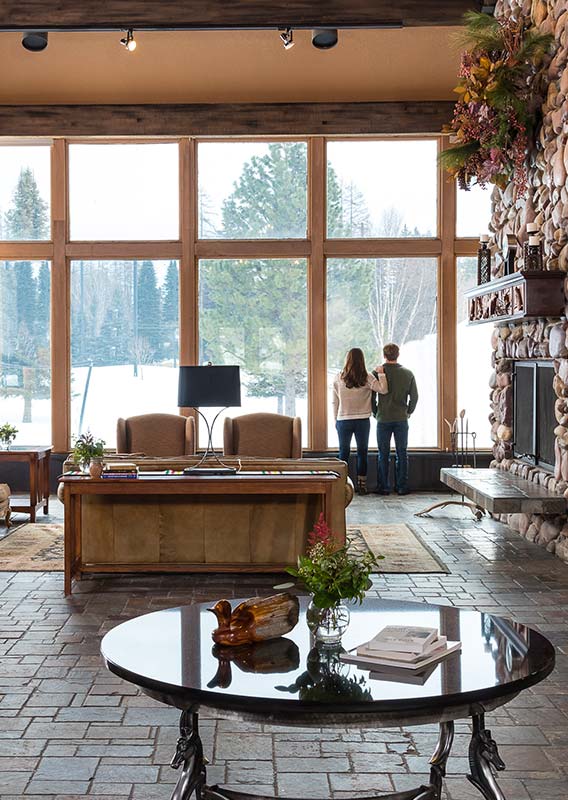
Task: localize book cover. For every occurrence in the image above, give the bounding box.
[340,640,462,672]
[364,625,439,654]
[357,635,448,663]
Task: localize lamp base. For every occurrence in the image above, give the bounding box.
[183,466,237,476]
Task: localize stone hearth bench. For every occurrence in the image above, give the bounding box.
[416,468,567,519]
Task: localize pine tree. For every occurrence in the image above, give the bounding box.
[136,261,161,361]
[4,167,49,241]
[162,260,179,365]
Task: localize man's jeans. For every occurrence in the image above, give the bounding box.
[336,418,370,476]
[377,420,409,492]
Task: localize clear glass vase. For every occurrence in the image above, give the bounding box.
[306,599,350,646]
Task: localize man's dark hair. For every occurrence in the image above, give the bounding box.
[383,343,400,362]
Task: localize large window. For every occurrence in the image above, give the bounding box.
[70,260,179,446]
[327,141,438,238]
[0,136,488,453]
[327,258,438,448]
[198,259,308,446]
[456,258,493,448]
[0,146,51,241]
[198,142,308,239]
[0,261,51,444]
[68,144,179,240]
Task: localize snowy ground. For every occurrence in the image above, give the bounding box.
[2,323,493,451]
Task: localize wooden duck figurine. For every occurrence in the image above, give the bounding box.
[208,593,300,647]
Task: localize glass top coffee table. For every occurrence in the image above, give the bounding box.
[101,598,555,800]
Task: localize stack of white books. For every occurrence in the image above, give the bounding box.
[340,625,461,673]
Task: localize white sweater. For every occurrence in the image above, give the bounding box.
[332,372,388,421]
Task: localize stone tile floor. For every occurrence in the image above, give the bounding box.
[1,493,568,798]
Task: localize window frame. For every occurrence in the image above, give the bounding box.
[0,135,485,453]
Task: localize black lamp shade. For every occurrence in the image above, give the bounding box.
[178,365,241,408]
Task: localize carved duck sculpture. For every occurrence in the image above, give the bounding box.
[208,593,300,647]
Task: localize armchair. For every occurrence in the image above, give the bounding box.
[117,413,195,457]
[223,413,302,459]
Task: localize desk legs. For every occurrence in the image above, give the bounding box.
[42,452,50,515]
[29,456,38,523]
[64,491,80,596]
[171,710,206,800]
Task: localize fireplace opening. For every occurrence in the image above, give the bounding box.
[513,361,555,470]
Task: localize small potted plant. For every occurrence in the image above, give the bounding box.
[287,514,382,646]
[0,423,18,450]
[72,431,105,475]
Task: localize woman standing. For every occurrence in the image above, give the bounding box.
[332,348,388,495]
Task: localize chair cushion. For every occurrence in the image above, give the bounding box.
[232,414,295,458]
[126,414,188,457]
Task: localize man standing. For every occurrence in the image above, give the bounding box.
[374,343,418,495]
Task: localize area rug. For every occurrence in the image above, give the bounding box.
[0,522,448,575]
[348,523,449,574]
[0,523,63,571]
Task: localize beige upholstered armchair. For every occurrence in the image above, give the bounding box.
[223,413,302,459]
[116,413,196,457]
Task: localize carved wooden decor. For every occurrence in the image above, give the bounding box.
[465,270,565,325]
[208,593,300,646]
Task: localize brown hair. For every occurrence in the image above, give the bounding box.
[383,343,400,362]
[341,348,368,389]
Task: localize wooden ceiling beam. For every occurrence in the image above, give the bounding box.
[0,102,455,137]
[0,1,483,30]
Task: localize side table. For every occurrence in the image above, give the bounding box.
[0,446,51,522]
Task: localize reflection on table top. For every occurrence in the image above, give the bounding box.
[101,598,555,717]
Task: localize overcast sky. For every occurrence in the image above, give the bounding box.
[0,141,491,241]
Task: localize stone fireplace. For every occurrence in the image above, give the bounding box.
[484,0,568,562]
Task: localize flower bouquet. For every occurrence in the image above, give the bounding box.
[287,514,382,644]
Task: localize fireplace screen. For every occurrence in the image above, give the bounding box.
[513,361,555,470]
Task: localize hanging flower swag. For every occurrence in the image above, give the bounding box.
[440,11,553,194]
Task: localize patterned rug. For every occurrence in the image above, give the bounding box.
[0,522,448,574]
[0,523,64,571]
[348,523,449,574]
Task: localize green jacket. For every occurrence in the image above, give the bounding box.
[373,363,418,423]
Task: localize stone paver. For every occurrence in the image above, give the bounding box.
[1,494,568,798]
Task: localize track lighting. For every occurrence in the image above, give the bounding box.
[120,29,137,52]
[312,28,338,50]
[279,27,294,50]
[22,31,48,52]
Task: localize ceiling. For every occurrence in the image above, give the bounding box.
[0,28,462,105]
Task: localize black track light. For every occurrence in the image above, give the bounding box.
[120,29,137,52]
[22,31,48,52]
[279,27,294,50]
[312,28,338,50]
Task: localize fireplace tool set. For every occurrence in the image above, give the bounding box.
[416,410,484,520]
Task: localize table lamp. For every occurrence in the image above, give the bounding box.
[178,363,241,475]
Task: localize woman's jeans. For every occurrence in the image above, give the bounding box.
[336,418,370,476]
[377,420,409,492]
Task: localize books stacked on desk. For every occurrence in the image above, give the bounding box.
[101,462,139,479]
[340,625,461,674]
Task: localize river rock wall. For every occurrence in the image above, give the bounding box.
[488,0,568,559]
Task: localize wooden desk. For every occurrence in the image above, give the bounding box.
[0,446,51,522]
[60,471,337,595]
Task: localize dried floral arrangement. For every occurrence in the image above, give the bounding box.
[440,11,552,193]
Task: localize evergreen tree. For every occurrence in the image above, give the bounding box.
[4,167,49,241]
[162,260,179,364]
[1,168,50,424]
[136,261,161,360]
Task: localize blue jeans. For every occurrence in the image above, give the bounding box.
[377,421,409,492]
[336,418,370,476]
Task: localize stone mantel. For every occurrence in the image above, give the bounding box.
[466,270,565,325]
